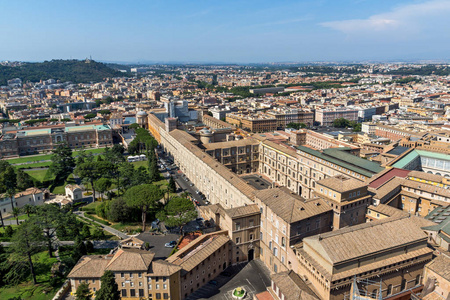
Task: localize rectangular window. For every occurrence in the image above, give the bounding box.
[163,284,167,289]
[164,293,169,299]
[121,289,127,297]
[130,289,136,297]
[148,284,152,290]
[156,284,160,289]
[139,289,144,297]
[156,293,161,299]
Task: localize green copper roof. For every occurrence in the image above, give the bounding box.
[392,149,450,169]
[297,146,384,177]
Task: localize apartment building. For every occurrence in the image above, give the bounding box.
[266,109,314,128]
[226,113,277,132]
[294,215,436,300]
[314,108,358,127]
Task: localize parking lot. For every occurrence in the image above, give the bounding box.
[136,233,181,259]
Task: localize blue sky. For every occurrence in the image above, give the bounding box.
[0,0,449,63]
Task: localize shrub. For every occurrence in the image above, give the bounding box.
[5,225,14,237]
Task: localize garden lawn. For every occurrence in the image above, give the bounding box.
[0,251,62,300]
[50,174,76,195]
[7,147,106,165]
[24,169,53,182]
[132,160,148,169]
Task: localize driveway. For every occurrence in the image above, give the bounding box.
[136,232,181,259]
[186,260,271,300]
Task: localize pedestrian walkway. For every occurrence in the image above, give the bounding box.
[74,211,129,239]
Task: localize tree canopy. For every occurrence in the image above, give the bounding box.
[96,270,121,300]
[157,196,197,230]
[124,184,163,231]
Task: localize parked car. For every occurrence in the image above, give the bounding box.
[164,241,177,248]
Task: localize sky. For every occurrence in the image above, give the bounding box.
[0,0,449,63]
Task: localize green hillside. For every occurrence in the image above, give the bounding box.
[0,59,129,85]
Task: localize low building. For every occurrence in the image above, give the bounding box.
[68,248,182,300]
[0,187,46,215]
[65,184,83,202]
[166,231,230,299]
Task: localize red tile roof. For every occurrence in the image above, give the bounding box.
[368,168,410,189]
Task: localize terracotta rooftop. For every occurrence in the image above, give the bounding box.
[316,175,366,193]
[303,215,436,265]
[105,248,155,271]
[254,188,332,224]
[271,270,319,300]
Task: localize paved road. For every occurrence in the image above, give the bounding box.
[75,211,129,239]
[186,260,271,300]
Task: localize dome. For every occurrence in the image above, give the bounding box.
[137,111,148,117]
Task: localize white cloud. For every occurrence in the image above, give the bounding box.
[321,0,450,34]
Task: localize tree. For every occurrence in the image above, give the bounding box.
[0,165,18,212]
[75,282,92,300]
[10,220,44,284]
[108,198,134,223]
[168,176,176,193]
[75,161,100,200]
[84,113,97,120]
[124,184,163,231]
[96,270,120,300]
[16,169,34,191]
[49,142,75,182]
[148,149,159,183]
[81,224,91,239]
[332,118,350,128]
[95,178,111,200]
[73,237,87,262]
[12,207,20,226]
[22,204,36,217]
[32,205,65,257]
[157,197,197,232]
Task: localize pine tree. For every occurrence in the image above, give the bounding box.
[168,176,176,193]
[75,282,92,300]
[96,270,120,300]
[148,149,159,183]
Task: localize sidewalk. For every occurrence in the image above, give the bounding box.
[75,211,129,239]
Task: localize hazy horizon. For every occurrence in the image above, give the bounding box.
[1,0,450,63]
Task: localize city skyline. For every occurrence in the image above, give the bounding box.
[1,0,450,63]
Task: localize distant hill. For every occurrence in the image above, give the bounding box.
[0,59,129,85]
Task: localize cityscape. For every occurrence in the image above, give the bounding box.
[0,1,450,300]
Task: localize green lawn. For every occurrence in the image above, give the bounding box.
[50,174,76,195]
[24,169,54,182]
[0,251,62,300]
[80,201,103,213]
[132,160,148,169]
[7,148,106,165]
